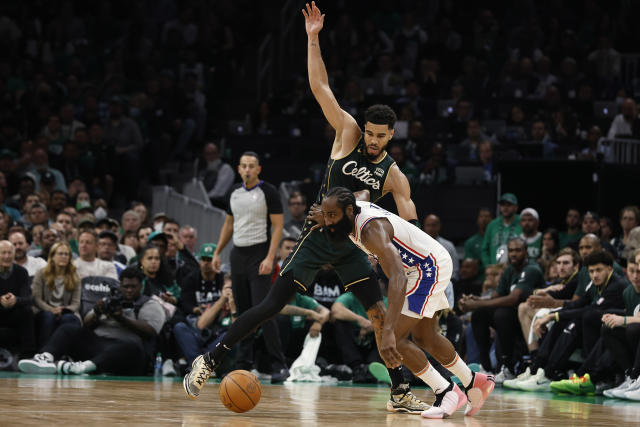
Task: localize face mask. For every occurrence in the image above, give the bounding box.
[94,207,107,220]
[154,222,164,232]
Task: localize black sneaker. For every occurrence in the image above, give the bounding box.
[271,368,290,383]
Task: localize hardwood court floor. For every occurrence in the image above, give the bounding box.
[1,373,639,426]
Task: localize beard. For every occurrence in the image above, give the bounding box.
[326,214,353,242]
[364,142,387,161]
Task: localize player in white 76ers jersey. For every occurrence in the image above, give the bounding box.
[317,187,495,418]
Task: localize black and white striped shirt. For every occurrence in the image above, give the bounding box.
[226,181,283,247]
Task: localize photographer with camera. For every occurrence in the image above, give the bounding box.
[18,267,166,376]
[174,243,235,371]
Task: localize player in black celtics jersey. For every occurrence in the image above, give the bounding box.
[184,3,429,413]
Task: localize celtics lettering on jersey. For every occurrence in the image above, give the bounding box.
[317,143,395,204]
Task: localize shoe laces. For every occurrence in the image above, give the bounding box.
[194,359,212,386]
[34,353,51,363]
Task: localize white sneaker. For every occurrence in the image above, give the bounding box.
[18,352,56,374]
[183,354,214,399]
[494,365,515,386]
[620,378,640,399]
[57,360,95,375]
[517,368,551,392]
[504,367,531,390]
[603,376,634,398]
[162,359,177,376]
[625,383,640,401]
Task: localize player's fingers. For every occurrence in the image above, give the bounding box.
[302,9,308,19]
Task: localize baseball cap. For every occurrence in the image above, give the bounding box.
[153,212,168,222]
[147,230,168,243]
[77,217,95,228]
[96,217,119,229]
[520,208,539,221]
[41,170,55,185]
[198,243,217,259]
[499,193,518,205]
[98,230,119,244]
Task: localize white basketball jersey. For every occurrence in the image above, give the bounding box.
[351,201,451,271]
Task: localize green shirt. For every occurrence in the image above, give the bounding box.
[335,292,388,325]
[559,230,584,249]
[574,262,626,297]
[464,233,484,264]
[623,285,640,317]
[481,215,522,267]
[289,293,319,329]
[496,260,544,301]
[521,232,542,260]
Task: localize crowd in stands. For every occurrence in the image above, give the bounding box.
[0,0,640,403]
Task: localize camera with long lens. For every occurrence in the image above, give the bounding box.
[98,287,131,315]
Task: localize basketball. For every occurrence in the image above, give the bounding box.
[219,370,262,413]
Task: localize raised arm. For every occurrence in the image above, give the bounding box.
[303,2,360,144]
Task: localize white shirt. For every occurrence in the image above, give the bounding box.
[118,244,136,262]
[607,114,633,139]
[74,257,118,280]
[16,256,47,277]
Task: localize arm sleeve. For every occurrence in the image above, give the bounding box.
[31,271,52,311]
[15,269,32,306]
[262,182,284,215]
[138,300,166,334]
[224,185,239,215]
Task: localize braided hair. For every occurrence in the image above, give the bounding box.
[324,187,361,215]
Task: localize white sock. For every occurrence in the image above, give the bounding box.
[415,362,450,394]
[443,354,473,388]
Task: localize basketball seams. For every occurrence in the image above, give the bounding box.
[227,375,256,407]
[234,371,262,395]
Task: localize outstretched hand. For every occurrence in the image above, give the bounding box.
[302,2,325,37]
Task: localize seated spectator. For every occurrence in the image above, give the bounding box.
[132,202,149,226]
[53,211,77,253]
[459,237,544,382]
[423,214,460,281]
[31,242,81,349]
[331,290,386,383]
[97,231,127,275]
[517,248,581,355]
[27,227,59,261]
[573,234,625,300]
[26,202,50,228]
[122,231,139,255]
[463,208,493,271]
[477,140,496,183]
[530,120,557,159]
[174,244,232,369]
[138,244,180,309]
[0,240,36,359]
[284,192,307,239]
[600,250,640,398]
[27,148,67,192]
[538,228,559,271]
[163,219,199,283]
[196,142,234,209]
[519,208,542,259]
[278,291,330,363]
[73,231,118,279]
[519,251,627,390]
[569,211,616,256]
[179,225,198,255]
[600,216,615,243]
[454,259,482,309]
[458,119,491,163]
[272,237,297,281]
[611,206,640,262]
[482,193,521,266]
[559,208,583,249]
[388,142,418,184]
[607,98,640,139]
[18,267,165,376]
[121,210,142,236]
[8,230,46,278]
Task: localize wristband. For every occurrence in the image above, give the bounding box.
[409,219,421,229]
[554,312,559,322]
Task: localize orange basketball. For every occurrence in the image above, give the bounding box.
[219,370,262,413]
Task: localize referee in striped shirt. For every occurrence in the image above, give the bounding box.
[211,152,288,382]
